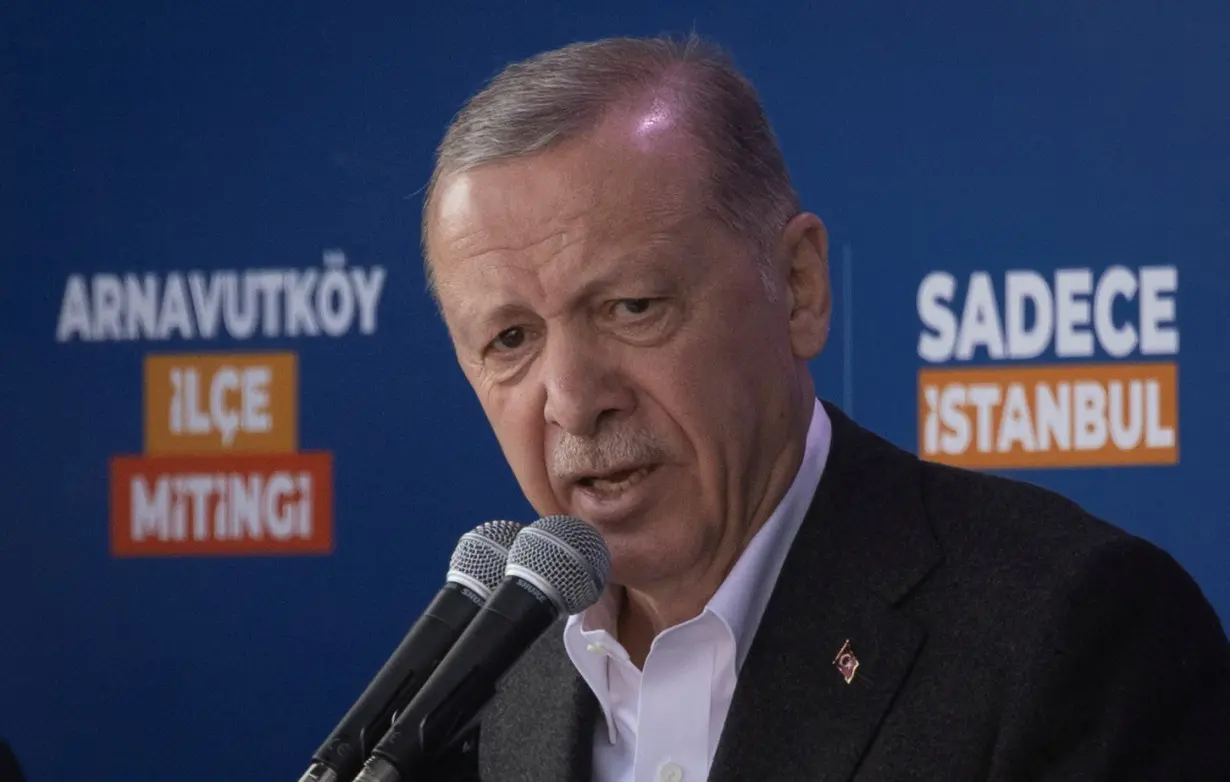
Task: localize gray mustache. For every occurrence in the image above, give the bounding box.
[551,428,670,479]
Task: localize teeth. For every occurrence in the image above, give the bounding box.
[586,467,649,493]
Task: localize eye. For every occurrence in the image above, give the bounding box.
[490,326,527,352]
[601,296,677,345]
[613,298,656,316]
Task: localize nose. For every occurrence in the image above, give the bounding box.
[540,329,633,437]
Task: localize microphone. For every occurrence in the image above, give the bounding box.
[352,515,611,782]
[298,520,523,782]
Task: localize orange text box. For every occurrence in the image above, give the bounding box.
[144,352,298,456]
[110,451,332,557]
[917,362,1178,469]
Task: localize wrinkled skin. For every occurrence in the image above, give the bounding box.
[427,99,832,656]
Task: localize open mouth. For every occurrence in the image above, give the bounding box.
[576,465,656,494]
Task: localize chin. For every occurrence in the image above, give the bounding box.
[604,538,695,592]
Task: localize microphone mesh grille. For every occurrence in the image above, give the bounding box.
[507,515,610,614]
[447,519,522,593]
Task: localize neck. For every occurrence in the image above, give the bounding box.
[616,390,814,668]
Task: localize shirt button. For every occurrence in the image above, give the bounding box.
[659,761,684,782]
[585,642,607,655]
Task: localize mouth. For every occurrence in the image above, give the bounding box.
[574,465,657,497]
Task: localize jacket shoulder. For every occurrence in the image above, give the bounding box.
[906,458,1225,657]
[918,459,1139,578]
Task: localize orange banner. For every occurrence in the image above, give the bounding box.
[918,362,1178,469]
[110,451,333,556]
[144,352,298,456]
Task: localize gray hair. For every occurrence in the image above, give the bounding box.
[421,33,800,296]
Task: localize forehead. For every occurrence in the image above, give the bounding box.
[427,114,713,296]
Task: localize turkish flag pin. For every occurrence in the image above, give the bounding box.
[833,639,860,684]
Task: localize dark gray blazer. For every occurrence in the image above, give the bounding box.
[433,402,1230,781]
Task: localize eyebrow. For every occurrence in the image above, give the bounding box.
[455,300,532,344]
[451,236,694,342]
[575,254,691,309]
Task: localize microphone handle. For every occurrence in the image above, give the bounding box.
[298,763,341,782]
[355,578,560,781]
[303,582,486,782]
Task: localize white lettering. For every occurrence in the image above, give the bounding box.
[1093,266,1137,358]
[1139,266,1179,355]
[230,474,264,539]
[183,476,214,540]
[56,256,387,343]
[997,383,1036,452]
[967,384,1002,452]
[124,274,159,340]
[1073,381,1107,450]
[131,476,170,541]
[127,471,317,545]
[955,273,1005,361]
[1145,380,1175,447]
[242,367,272,433]
[265,473,296,539]
[168,365,273,445]
[350,266,387,335]
[296,473,313,538]
[917,272,958,363]
[212,476,229,539]
[920,375,1176,461]
[188,272,224,339]
[169,368,216,435]
[940,384,969,454]
[56,275,92,342]
[1108,380,1143,449]
[170,369,183,433]
[158,273,195,339]
[170,476,188,540]
[222,272,257,340]
[1035,383,1071,451]
[317,250,355,337]
[1004,270,1053,359]
[209,368,242,446]
[251,271,284,338]
[1054,269,1093,358]
[283,269,320,336]
[916,266,1179,363]
[923,385,940,454]
[92,274,123,340]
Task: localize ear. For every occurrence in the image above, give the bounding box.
[777,212,832,360]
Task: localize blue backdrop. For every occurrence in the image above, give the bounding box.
[3,1,1227,779]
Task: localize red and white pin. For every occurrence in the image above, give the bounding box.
[833,639,860,684]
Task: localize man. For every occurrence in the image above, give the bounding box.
[421,34,1230,781]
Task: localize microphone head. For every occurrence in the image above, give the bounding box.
[447,520,523,598]
[505,515,611,615]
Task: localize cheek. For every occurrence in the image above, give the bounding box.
[671,320,772,408]
[481,386,560,513]
[644,311,783,466]
[630,345,737,484]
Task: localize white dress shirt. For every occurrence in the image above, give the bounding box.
[563,398,832,782]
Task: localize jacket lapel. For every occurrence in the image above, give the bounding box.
[710,403,942,782]
[478,622,598,782]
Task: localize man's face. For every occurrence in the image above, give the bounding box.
[428,107,824,589]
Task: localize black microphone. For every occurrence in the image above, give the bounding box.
[352,515,611,782]
[298,520,523,782]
